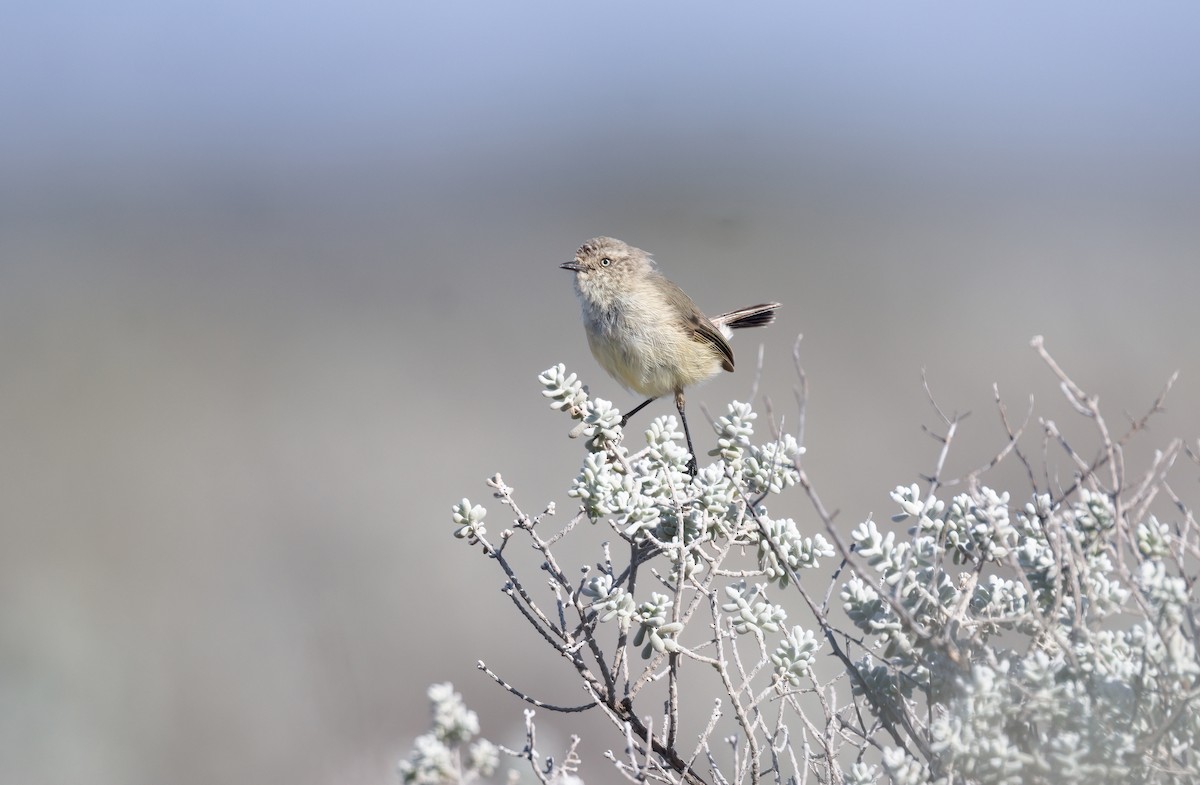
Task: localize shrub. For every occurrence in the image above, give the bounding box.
[408,337,1197,785]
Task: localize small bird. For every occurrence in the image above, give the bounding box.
[561,236,780,474]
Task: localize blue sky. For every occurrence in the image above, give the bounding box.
[4,2,1198,176]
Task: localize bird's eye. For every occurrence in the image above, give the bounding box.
[600,258,612,267]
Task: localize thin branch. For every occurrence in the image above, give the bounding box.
[477,661,598,712]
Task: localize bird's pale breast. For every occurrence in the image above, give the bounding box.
[583,283,724,398]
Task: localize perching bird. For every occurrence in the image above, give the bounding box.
[561,236,779,474]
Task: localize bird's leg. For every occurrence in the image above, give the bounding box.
[675,390,699,477]
[620,397,657,427]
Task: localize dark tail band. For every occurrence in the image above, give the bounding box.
[712,303,780,330]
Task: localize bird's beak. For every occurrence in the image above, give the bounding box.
[560,261,583,272]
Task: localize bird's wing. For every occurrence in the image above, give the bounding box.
[692,315,736,372]
[655,273,736,372]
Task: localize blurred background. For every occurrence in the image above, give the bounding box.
[3,2,1199,783]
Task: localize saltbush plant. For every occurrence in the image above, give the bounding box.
[403,337,1197,785]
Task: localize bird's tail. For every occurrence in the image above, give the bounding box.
[711,303,780,332]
